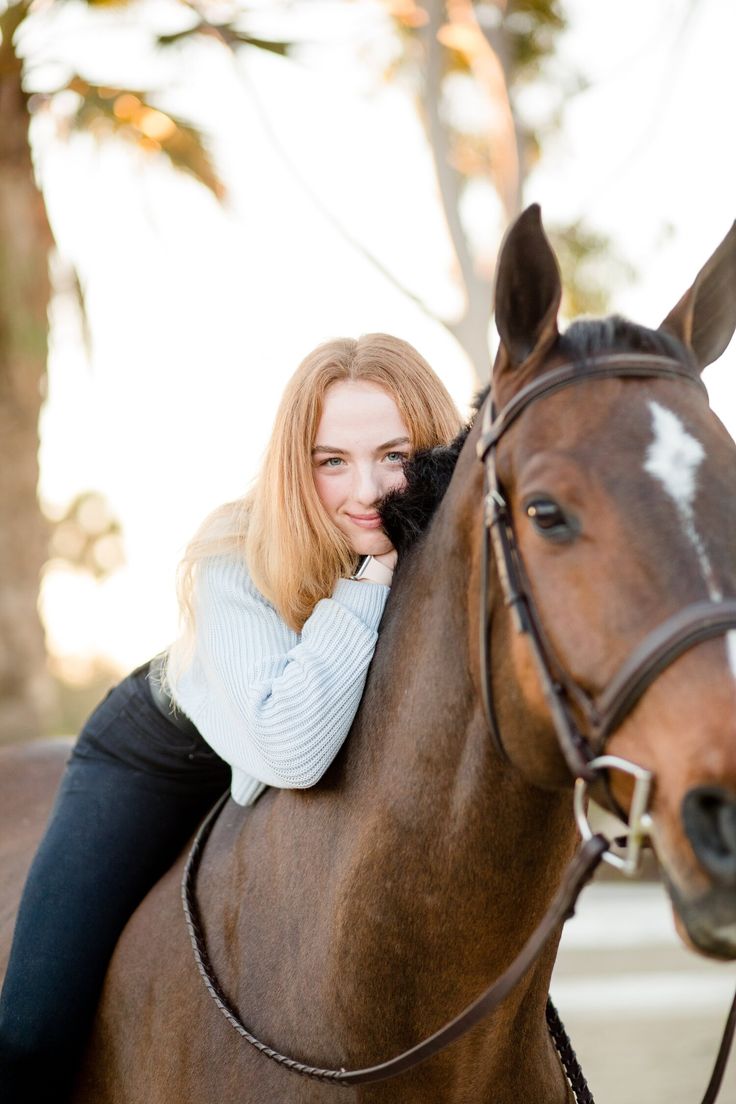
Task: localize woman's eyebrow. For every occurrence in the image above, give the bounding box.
[376,436,411,451]
[312,436,410,456]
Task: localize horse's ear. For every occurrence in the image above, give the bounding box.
[494,204,562,369]
[659,221,736,372]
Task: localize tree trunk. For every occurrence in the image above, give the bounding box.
[0,3,53,744]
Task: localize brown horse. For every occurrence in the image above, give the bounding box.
[2,205,736,1103]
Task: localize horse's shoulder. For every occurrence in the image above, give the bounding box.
[0,740,74,970]
[0,735,73,766]
[0,737,71,815]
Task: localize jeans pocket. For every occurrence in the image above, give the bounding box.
[77,677,137,751]
[120,698,197,756]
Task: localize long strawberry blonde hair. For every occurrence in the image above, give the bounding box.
[166,334,461,681]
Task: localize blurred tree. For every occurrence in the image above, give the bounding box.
[44,489,127,739]
[0,0,626,744]
[0,0,288,745]
[46,490,125,579]
[380,0,624,380]
[229,1,624,382]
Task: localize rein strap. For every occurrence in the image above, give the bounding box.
[182,794,607,1088]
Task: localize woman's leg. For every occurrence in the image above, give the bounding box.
[0,670,231,1102]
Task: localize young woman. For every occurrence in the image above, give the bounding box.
[0,333,462,1100]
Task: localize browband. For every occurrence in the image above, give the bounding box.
[477,354,706,461]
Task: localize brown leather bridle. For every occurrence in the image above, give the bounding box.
[182,352,736,1102]
[476,351,736,781]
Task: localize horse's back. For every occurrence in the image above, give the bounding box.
[0,739,71,973]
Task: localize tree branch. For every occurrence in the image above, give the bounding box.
[457,0,522,219]
[419,0,479,301]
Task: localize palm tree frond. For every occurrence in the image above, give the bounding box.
[62,77,226,199]
[78,0,136,7]
[157,23,290,57]
[222,32,291,56]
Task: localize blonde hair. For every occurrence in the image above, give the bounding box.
[167,334,461,682]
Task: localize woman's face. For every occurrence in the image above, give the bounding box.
[312,380,410,556]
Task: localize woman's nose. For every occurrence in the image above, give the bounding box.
[352,464,381,506]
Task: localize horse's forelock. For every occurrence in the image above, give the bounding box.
[560,315,694,365]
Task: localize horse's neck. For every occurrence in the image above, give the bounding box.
[312,504,577,1091]
[217,491,575,1099]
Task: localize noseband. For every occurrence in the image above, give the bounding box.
[476,352,736,782]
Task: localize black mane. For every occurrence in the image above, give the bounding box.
[559,314,691,364]
[377,316,692,554]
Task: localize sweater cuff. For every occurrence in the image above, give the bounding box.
[331,577,390,630]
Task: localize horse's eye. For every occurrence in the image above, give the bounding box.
[525,498,576,541]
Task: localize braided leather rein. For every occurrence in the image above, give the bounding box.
[182,789,604,1095]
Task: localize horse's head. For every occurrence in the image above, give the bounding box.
[477,205,736,959]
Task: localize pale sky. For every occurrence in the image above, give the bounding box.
[29,0,736,677]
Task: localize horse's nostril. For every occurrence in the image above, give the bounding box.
[683,786,736,886]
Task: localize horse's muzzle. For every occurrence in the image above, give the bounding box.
[683,786,736,889]
[673,885,736,960]
[668,790,736,959]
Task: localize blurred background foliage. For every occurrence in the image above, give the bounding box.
[47,490,125,579]
[1,0,627,744]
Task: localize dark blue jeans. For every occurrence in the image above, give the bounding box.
[0,663,231,1103]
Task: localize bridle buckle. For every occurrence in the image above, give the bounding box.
[484,489,506,528]
[573,755,653,876]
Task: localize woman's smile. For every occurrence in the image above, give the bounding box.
[345,512,383,529]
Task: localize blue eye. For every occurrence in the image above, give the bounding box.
[321,457,344,468]
[385,451,407,464]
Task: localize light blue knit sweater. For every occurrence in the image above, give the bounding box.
[168,556,390,805]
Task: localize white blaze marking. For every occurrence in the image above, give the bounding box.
[644,402,721,601]
[644,402,705,507]
[644,402,736,691]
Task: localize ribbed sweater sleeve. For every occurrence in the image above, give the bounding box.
[168,556,389,805]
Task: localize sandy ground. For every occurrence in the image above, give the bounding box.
[551,882,736,1103]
